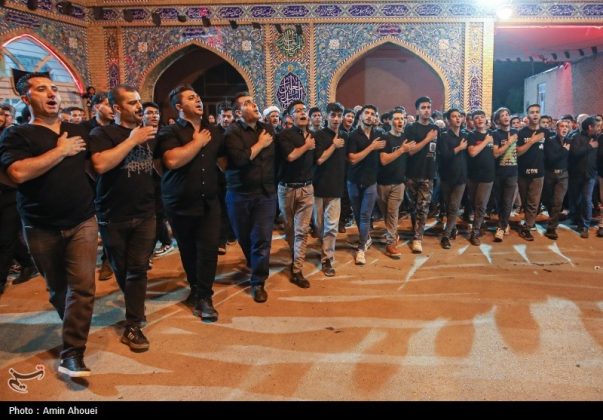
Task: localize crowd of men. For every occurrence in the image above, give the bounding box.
[0,73,601,378]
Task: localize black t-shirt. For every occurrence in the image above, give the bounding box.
[543,135,569,171]
[467,131,496,183]
[0,122,95,229]
[377,132,407,185]
[492,128,518,178]
[156,119,225,216]
[405,121,439,180]
[313,127,347,197]
[89,124,157,222]
[517,127,547,178]
[569,132,598,180]
[437,129,467,186]
[277,126,315,184]
[347,127,381,186]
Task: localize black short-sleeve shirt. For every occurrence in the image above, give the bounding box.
[277,126,315,184]
[89,124,157,222]
[467,131,496,183]
[313,127,347,197]
[0,122,95,229]
[405,122,439,180]
[437,129,468,186]
[156,119,225,216]
[517,127,548,178]
[492,128,518,179]
[347,127,381,186]
[377,132,407,185]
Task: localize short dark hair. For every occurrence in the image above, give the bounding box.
[108,85,137,107]
[360,104,378,115]
[471,109,486,119]
[380,111,391,123]
[70,107,84,113]
[560,114,575,122]
[218,104,233,114]
[90,93,108,107]
[390,108,406,117]
[286,100,305,116]
[581,116,597,132]
[414,96,432,109]
[168,85,195,110]
[526,103,540,113]
[232,91,251,110]
[540,115,552,122]
[493,107,510,124]
[0,104,15,114]
[142,101,159,111]
[16,72,52,96]
[444,108,462,120]
[343,108,355,116]
[309,107,321,117]
[325,102,344,115]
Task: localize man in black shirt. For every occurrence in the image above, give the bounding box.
[81,93,114,133]
[467,110,496,246]
[90,85,157,351]
[224,95,275,302]
[156,86,224,321]
[568,116,599,238]
[277,101,315,287]
[437,108,467,249]
[377,108,414,257]
[313,102,347,275]
[0,73,97,377]
[347,105,386,265]
[491,107,518,242]
[405,97,439,253]
[598,126,603,238]
[542,120,570,239]
[517,104,548,240]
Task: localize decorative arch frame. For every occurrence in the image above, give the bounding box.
[139,40,256,102]
[327,35,451,110]
[0,30,85,94]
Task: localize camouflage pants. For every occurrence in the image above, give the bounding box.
[406,178,434,240]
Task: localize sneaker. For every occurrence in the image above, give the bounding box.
[544,228,558,240]
[411,240,422,254]
[450,227,457,240]
[364,237,373,251]
[154,244,174,257]
[193,297,219,322]
[251,284,268,303]
[385,243,402,259]
[121,325,150,352]
[322,259,336,276]
[355,250,366,265]
[58,355,91,378]
[218,245,227,255]
[440,236,451,249]
[494,228,504,242]
[338,224,346,233]
[529,225,537,231]
[580,228,589,239]
[504,225,511,235]
[98,260,113,281]
[598,227,603,238]
[12,266,37,285]
[469,233,481,246]
[226,238,238,246]
[519,228,534,241]
[290,272,310,288]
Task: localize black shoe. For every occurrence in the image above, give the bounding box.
[183,288,198,306]
[469,233,481,246]
[13,266,37,285]
[338,224,346,233]
[251,284,268,303]
[98,261,113,281]
[519,228,534,241]
[440,236,451,249]
[544,228,558,240]
[121,325,150,352]
[450,228,457,240]
[598,227,603,238]
[290,272,310,288]
[580,228,589,239]
[322,260,336,277]
[218,244,227,255]
[58,355,91,378]
[194,297,218,322]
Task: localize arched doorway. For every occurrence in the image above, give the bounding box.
[335,42,446,114]
[148,45,249,123]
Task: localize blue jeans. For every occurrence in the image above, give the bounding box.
[227,191,276,285]
[347,182,377,250]
[23,217,98,359]
[98,216,156,326]
[570,176,597,230]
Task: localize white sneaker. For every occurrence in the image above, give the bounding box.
[364,237,373,251]
[355,250,366,265]
[504,225,511,235]
[411,240,422,254]
[494,228,504,242]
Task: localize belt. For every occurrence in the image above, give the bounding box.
[280,180,313,188]
[549,169,567,175]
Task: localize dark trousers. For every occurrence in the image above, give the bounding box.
[494,175,517,229]
[0,192,19,286]
[219,184,235,246]
[440,181,465,237]
[226,191,276,286]
[518,176,544,228]
[99,216,156,326]
[468,180,494,235]
[168,198,220,298]
[543,170,569,229]
[24,217,98,359]
[569,175,597,230]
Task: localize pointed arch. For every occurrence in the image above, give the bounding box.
[329,36,451,110]
[1,31,85,94]
[139,40,254,101]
